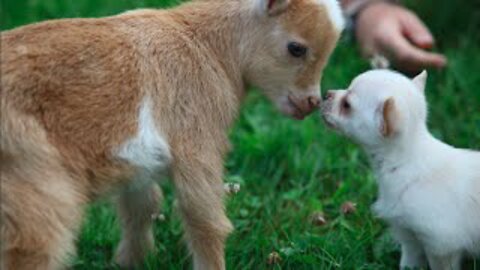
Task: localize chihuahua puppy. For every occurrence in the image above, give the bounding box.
[322,70,480,270]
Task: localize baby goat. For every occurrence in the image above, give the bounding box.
[1,0,344,269]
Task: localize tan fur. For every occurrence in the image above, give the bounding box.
[283,0,338,89]
[382,97,397,137]
[0,0,341,269]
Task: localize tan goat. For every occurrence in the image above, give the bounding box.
[0,0,344,269]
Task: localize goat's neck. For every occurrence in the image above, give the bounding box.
[171,1,259,99]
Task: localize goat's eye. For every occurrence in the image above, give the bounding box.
[287,42,307,58]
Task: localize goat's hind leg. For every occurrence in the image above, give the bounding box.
[115,181,163,268]
[1,169,84,270]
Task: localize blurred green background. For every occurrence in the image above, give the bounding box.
[1,0,479,269]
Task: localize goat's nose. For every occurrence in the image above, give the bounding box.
[308,96,321,109]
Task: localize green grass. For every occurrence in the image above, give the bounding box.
[2,0,479,269]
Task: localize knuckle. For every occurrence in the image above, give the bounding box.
[395,51,409,62]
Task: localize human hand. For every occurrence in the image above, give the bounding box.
[355,2,447,73]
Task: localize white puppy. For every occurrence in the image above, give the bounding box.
[321,70,480,270]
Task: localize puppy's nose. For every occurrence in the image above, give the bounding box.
[326,91,335,100]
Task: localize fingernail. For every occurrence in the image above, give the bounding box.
[435,57,447,68]
[418,35,434,47]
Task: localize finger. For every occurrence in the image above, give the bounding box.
[398,52,447,74]
[381,34,447,71]
[400,12,435,49]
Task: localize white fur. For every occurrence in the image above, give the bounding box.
[316,0,345,32]
[253,0,289,16]
[117,98,171,174]
[322,70,480,270]
[253,0,344,32]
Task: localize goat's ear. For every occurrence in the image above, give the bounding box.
[256,0,290,16]
[412,70,427,93]
[380,97,400,137]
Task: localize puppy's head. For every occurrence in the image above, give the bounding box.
[321,70,428,146]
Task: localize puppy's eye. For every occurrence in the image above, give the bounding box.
[341,98,352,113]
[287,42,308,58]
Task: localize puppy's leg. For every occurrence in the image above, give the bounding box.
[1,169,84,270]
[172,154,232,270]
[391,227,427,269]
[115,181,162,268]
[426,251,462,270]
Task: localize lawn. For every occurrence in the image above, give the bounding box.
[1,0,479,269]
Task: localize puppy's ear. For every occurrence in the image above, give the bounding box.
[381,97,400,137]
[256,0,290,16]
[412,70,427,92]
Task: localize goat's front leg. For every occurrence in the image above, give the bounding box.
[172,150,232,270]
